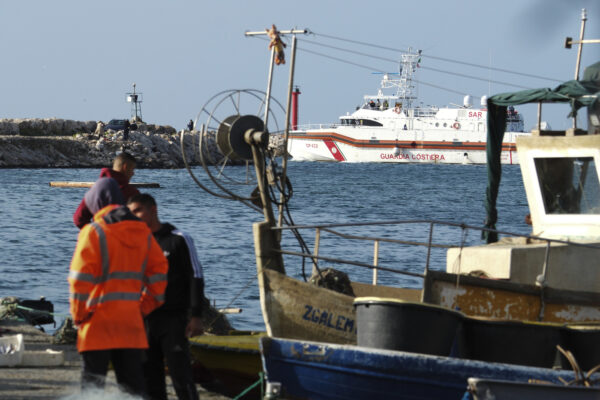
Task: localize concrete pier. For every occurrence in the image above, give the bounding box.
[0,321,231,399]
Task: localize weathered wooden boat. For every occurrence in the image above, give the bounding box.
[259,336,583,400]
[186,16,600,399]
[189,331,264,399]
[253,55,600,345]
[255,14,600,398]
[184,19,599,346]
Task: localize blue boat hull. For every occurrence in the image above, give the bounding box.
[260,337,578,400]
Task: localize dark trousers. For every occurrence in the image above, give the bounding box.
[81,348,146,397]
[144,312,199,400]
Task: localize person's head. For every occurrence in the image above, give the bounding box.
[84,178,124,215]
[127,193,160,231]
[112,152,137,180]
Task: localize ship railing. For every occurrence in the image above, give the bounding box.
[271,219,600,287]
[292,123,340,131]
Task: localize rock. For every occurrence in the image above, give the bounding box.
[0,118,285,168]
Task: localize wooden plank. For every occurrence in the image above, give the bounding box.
[49,181,160,188]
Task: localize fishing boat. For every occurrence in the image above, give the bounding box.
[259,336,586,400]
[186,16,599,399]
[189,331,264,399]
[287,49,528,164]
[187,38,600,348]
[256,60,600,400]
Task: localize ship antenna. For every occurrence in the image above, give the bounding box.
[396,48,421,109]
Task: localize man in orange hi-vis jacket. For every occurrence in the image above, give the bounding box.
[68,177,168,397]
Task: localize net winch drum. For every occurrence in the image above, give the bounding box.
[353,297,463,356]
[216,115,265,161]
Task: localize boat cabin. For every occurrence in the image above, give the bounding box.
[446,61,600,293]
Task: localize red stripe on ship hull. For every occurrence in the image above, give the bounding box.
[290,133,517,152]
[323,139,345,161]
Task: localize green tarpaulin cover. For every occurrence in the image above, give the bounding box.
[483,62,600,243]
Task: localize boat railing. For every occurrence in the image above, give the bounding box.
[292,123,340,131]
[271,219,600,287]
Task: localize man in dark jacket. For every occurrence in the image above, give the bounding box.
[127,193,204,400]
[73,152,140,229]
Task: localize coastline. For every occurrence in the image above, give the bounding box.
[0,118,203,169]
[0,118,285,169]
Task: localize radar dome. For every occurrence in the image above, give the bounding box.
[480,95,488,107]
[463,95,473,108]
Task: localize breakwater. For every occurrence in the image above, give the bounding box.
[0,118,211,168]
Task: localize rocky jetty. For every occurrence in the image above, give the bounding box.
[0,118,285,168]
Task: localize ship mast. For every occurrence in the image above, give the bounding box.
[375,48,421,109]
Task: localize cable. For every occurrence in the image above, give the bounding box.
[263,148,323,281]
[250,35,524,97]
[311,31,563,83]
[300,38,531,89]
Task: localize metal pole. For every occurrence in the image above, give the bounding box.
[424,222,434,274]
[245,29,308,36]
[243,28,307,130]
[312,228,320,276]
[372,240,380,285]
[263,48,276,129]
[574,9,587,81]
[277,34,298,228]
[573,8,587,130]
[251,144,276,225]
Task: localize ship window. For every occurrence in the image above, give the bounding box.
[443,123,447,127]
[435,123,439,127]
[359,119,383,127]
[535,157,600,215]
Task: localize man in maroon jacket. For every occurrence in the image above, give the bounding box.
[73,152,140,229]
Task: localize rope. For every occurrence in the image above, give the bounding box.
[204,273,258,331]
[557,345,600,387]
[232,372,264,400]
[15,305,69,317]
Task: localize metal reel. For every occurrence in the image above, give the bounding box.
[192,89,285,201]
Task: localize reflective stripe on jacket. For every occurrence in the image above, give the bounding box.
[69,204,168,352]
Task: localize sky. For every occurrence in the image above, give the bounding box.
[0,0,598,132]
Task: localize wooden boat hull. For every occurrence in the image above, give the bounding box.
[257,268,600,346]
[258,268,421,344]
[189,331,264,399]
[260,337,578,400]
[423,270,600,323]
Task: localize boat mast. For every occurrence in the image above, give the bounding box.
[564,9,600,130]
[244,27,308,228]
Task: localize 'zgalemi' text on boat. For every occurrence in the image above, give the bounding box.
[287,49,529,164]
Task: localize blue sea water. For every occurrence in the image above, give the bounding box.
[0,163,530,331]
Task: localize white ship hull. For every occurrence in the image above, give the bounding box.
[288,127,526,164]
[287,49,529,165]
